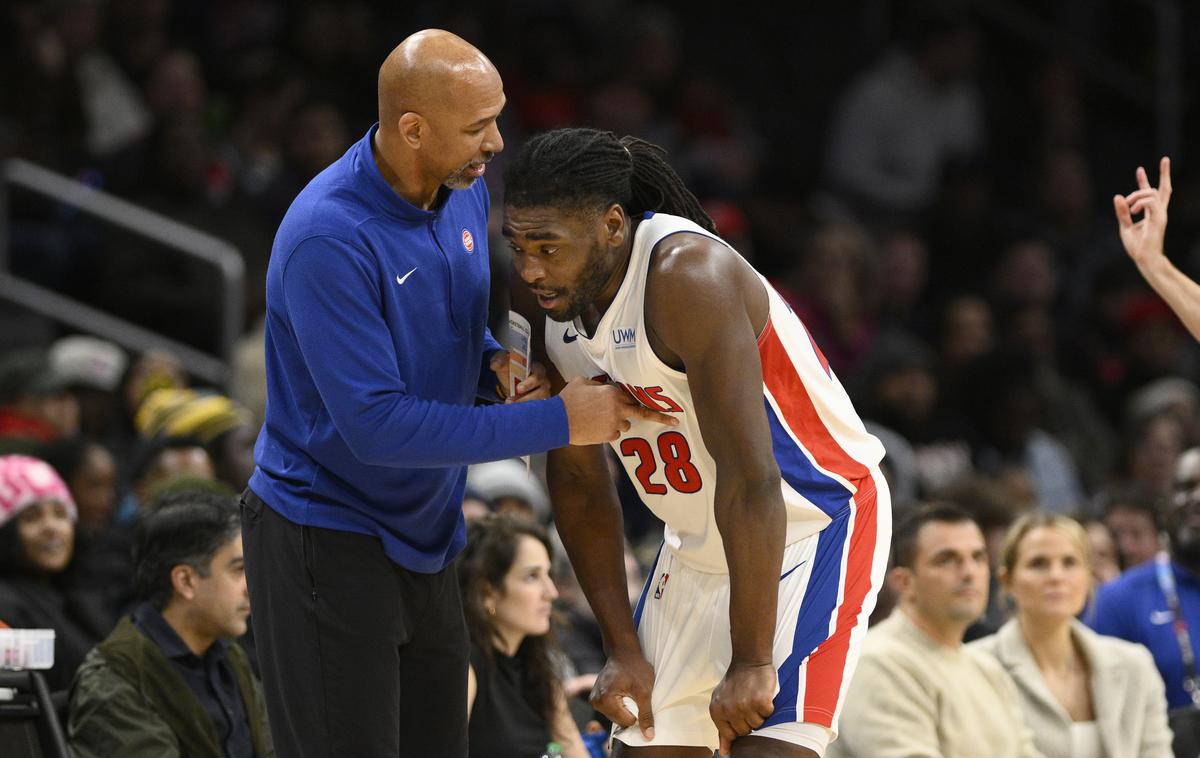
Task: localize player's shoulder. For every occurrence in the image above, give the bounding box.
[644,216,751,294]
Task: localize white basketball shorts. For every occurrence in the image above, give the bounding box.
[613,472,890,755]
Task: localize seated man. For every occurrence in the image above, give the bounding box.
[68,491,273,758]
[828,504,1041,758]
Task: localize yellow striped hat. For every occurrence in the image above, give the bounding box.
[135,388,253,444]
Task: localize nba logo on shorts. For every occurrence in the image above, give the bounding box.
[654,572,670,600]
[462,229,475,253]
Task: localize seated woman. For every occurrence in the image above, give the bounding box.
[460,515,586,758]
[970,512,1172,758]
[0,455,113,691]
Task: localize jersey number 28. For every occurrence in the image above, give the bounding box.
[619,431,703,495]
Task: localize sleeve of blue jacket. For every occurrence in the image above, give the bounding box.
[283,236,569,467]
[476,327,504,403]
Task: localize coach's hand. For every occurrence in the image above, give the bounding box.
[591,648,656,742]
[710,662,777,755]
[490,350,551,402]
[560,377,677,445]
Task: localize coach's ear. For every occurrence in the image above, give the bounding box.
[398,112,424,149]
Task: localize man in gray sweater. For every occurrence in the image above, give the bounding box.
[829,504,1042,758]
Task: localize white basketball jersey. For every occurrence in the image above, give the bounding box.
[546,213,885,573]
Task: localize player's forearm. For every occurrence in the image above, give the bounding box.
[1138,254,1200,341]
[549,477,641,653]
[716,478,786,664]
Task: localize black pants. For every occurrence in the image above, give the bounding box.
[241,489,468,757]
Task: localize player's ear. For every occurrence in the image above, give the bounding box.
[603,203,627,248]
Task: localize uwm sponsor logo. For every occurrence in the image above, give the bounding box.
[616,383,683,413]
[613,327,637,348]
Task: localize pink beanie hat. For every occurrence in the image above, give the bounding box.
[0,455,77,527]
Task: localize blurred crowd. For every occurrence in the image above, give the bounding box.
[2,0,1200,756]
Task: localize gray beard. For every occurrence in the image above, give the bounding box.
[443,170,478,190]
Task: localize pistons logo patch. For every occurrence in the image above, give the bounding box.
[653,572,670,600]
[462,229,475,253]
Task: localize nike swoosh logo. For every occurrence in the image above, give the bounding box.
[1150,610,1174,625]
[396,268,417,285]
[779,560,807,582]
[563,331,578,343]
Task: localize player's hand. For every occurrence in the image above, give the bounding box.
[590,648,656,742]
[709,662,777,756]
[489,351,550,402]
[1114,156,1172,271]
[559,377,678,445]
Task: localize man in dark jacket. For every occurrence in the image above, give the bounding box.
[67,490,272,757]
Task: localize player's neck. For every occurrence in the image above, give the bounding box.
[581,234,636,335]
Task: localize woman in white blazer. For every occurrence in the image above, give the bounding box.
[970,512,1173,758]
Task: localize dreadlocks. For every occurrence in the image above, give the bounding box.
[504,128,717,234]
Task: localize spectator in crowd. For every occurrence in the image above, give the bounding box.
[1099,483,1163,570]
[68,490,273,758]
[459,515,586,758]
[38,437,134,624]
[467,458,551,523]
[135,388,257,492]
[934,475,1027,640]
[125,435,218,516]
[938,294,995,383]
[0,454,112,691]
[855,330,973,498]
[961,347,1085,513]
[462,486,493,523]
[1126,377,1200,450]
[1120,411,1187,500]
[48,335,128,445]
[1090,447,1200,709]
[784,220,879,376]
[1080,517,1121,586]
[971,512,1172,758]
[38,437,118,538]
[874,229,933,335]
[829,503,1040,758]
[86,435,217,618]
[0,349,79,449]
[119,350,188,438]
[825,1,985,219]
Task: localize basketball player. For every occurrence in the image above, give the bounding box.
[503,129,892,757]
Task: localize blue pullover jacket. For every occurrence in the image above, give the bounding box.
[249,125,568,572]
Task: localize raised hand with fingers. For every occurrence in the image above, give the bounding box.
[1113,156,1172,270]
[1112,155,1200,341]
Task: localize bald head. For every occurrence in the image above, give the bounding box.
[372,30,505,208]
[378,29,499,130]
